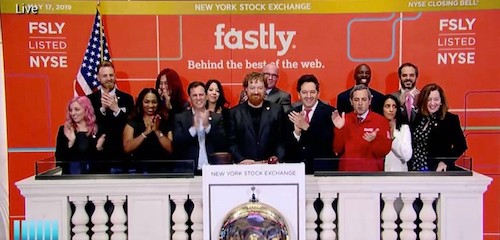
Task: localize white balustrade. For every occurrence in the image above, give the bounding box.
[305,193,318,240]
[90,196,109,240]
[16,172,492,240]
[70,196,90,240]
[171,195,189,240]
[400,193,418,240]
[109,196,127,240]
[381,193,399,240]
[319,193,337,240]
[419,193,438,240]
[190,195,203,240]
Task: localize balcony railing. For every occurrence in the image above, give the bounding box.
[16,163,492,240]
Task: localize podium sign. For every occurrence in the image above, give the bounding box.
[203,163,305,240]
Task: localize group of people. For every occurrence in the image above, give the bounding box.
[55,60,467,174]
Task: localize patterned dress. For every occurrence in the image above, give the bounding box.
[409,114,438,171]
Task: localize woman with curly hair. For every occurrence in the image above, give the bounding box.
[123,88,173,161]
[55,96,105,174]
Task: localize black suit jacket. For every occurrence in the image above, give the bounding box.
[172,111,227,168]
[286,101,337,173]
[336,87,384,115]
[228,101,286,163]
[412,112,468,170]
[87,89,134,160]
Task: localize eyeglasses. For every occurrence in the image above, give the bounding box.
[263,73,279,79]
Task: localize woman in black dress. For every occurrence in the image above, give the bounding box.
[123,88,173,165]
[55,96,105,174]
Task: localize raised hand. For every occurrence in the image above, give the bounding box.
[64,125,76,148]
[198,110,210,128]
[288,111,309,132]
[331,110,345,129]
[96,134,106,151]
[363,128,379,142]
[101,92,119,113]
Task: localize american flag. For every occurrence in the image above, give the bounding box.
[74,9,111,96]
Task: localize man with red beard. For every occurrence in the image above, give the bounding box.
[336,64,384,115]
[391,62,420,124]
[228,72,286,164]
[332,84,391,171]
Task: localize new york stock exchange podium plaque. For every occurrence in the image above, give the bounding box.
[203,163,305,240]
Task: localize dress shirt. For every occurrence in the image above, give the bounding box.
[293,101,319,141]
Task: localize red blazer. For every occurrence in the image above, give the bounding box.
[334,111,391,171]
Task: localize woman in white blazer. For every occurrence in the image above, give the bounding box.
[383,95,413,171]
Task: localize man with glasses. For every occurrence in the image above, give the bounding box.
[239,63,292,112]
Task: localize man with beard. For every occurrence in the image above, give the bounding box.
[173,81,226,172]
[392,63,420,124]
[87,61,134,170]
[286,74,337,173]
[332,84,391,171]
[239,63,292,112]
[228,72,286,164]
[336,64,384,115]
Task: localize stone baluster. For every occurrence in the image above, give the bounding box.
[381,193,399,240]
[90,196,109,240]
[319,193,337,240]
[305,193,318,240]
[70,196,90,240]
[109,196,127,240]
[171,195,189,240]
[419,193,438,240]
[399,193,418,240]
[190,195,203,240]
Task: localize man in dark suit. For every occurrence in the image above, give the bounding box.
[239,63,292,112]
[336,63,384,115]
[391,62,420,124]
[287,75,337,174]
[229,72,286,164]
[173,81,226,171]
[87,61,134,167]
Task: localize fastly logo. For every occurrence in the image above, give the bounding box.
[214,23,296,56]
[13,219,58,240]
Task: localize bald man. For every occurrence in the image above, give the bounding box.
[336,64,384,115]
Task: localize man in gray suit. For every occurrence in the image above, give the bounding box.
[239,63,292,112]
[391,63,420,124]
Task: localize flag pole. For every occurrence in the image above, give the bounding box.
[97,0,104,63]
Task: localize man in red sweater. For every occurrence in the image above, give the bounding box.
[332,84,391,171]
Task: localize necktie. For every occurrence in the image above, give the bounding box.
[405,92,413,122]
[357,116,363,123]
[304,108,312,124]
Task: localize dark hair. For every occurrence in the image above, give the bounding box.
[296,74,320,92]
[155,68,189,112]
[416,83,448,120]
[96,60,114,74]
[349,84,372,100]
[187,81,206,95]
[132,88,168,119]
[242,72,267,89]
[383,94,404,130]
[398,62,419,78]
[205,79,229,110]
